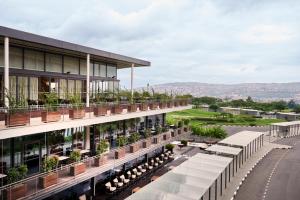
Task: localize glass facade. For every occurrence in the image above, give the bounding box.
[107,65,117,78]
[24,49,44,71]
[46,53,62,73]
[10,47,22,69]
[64,56,79,74]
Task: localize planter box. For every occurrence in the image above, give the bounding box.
[142,140,151,148]
[174,101,179,107]
[69,109,85,119]
[167,102,174,108]
[130,143,139,153]
[128,104,137,112]
[163,133,170,140]
[184,127,188,132]
[6,112,29,127]
[177,129,182,135]
[94,155,108,167]
[94,106,107,116]
[171,131,176,137]
[70,162,86,176]
[112,105,122,114]
[153,137,160,144]
[149,103,158,110]
[39,173,58,188]
[41,111,61,122]
[159,103,167,109]
[139,103,148,111]
[6,184,27,200]
[115,148,126,159]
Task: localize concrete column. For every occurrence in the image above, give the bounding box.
[90,177,96,198]
[225,167,227,188]
[4,37,9,108]
[84,126,90,150]
[86,54,90,107]
[215,179,217,200]
[220,172,223,196]
[130,63,134,101]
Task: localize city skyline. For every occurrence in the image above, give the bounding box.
[1,0,299,88]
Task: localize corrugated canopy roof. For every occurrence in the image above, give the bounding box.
[127,153,232,200]
[206,144,242,156]
[218,131,264,147]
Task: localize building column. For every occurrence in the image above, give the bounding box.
[85,126,90,150]
[90,177,96,198]
[86,54,90,107]
[131,63,134,101]
[4,37,9,108]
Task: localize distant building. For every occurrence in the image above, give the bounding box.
[219,107,241,115]
[276,112,300,121]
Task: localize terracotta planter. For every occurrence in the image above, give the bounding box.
[159,103,167,109]
[70,162,86,176]
[41,111,61,122]
[153,137,160,144]
[128,104,137,112]
[6,183,27,200]
[94,155,108,167]
[112,105,122,114]
[130,143,139,153]
[39,173,58,188]
[115,148,126,159]
[139,103,148,111]
[94,106,107,116]
[149,103,158,110]
[167,102,174,108]
[6,112,29,127]
[69,109,85,119]
[184,127,188,132]
[142,140,151,148]
[174,101,179,107]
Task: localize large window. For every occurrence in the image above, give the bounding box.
[0,45,3,67]
[24,49,44,71]
[64,56,79,74]
[90,62,94,76]
[68,80,75,95]
[18,76,28,100]
[75,80,82,96]
[59,79,67,99]
[107,65,117,78]
[100,64,106,77]
[46,53,62,73]
[80,59,87,75]
[9,76,16,98]
[30,77,38,100]
[94,63,100,77]
[10,47,23,69]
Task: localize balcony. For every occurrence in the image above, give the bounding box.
[0,128,191,200]
[0,100,192,139]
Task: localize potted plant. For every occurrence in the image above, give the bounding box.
[177,120,183,135]
[70,149,86,176]
[181,140,188,147]
[94,93,108,116]
[5,89,29,127]
[129,133,140,153]
[69,94,85,119]
[6,165,28,200]
[128,95,137,112]
[142,128,152,148]
[95,140,109,167]
[39,155,59,188]
[42,93,61,122]
[115,136,127,159]
[183,118,190,132]
[165,143,175,153]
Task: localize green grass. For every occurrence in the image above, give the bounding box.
[167,109,286,126]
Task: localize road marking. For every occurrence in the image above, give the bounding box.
[261,150,289,200]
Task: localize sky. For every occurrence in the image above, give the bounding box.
[0,0,300,88]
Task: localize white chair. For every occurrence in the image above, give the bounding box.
[120,175,130,184]
[126,171,132,179]
[113,178,123,187]
[138,165,146,173]
[105,182,117,192]
[156,157,163,164]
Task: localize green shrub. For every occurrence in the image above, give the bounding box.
[70,150,81,162]
[43,155,59,172]
[96,140,109,155]
[165,143,175,152]
[116,136,128,147]
[183,118,190,126]
[129,133,140,143]
[181,140,188,146]
[7,165,28,184]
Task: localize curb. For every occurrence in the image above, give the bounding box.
[231,150,271,199]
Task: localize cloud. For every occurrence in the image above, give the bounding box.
[0,0,300,88]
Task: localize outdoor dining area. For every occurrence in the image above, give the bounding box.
[103,150,174,197]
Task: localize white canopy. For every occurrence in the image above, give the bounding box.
[218,131,264,147]
[206,144,242,156]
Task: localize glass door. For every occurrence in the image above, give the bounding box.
[23,141,41,175]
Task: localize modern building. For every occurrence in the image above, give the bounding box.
[276,112,300,121]
[0,26,192,200]
[270,121,300,137]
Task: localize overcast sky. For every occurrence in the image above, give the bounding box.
[1,0,299,88]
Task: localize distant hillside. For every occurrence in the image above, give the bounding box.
[139,82,300,102]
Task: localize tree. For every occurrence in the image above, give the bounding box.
[287,99,297,109]
[209,104,219,112]
[293,105,300,113]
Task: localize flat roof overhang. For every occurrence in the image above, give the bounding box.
[0,26,150,69]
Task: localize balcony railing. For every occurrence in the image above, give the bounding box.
[0,128,190,200]
[0,99,190,130]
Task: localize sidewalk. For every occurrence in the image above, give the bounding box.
[220,141,291,200]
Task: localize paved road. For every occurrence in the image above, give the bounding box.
[235,136,300,200]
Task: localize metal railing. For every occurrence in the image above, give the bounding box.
[0,128,190,200]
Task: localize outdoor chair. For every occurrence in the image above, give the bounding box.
[113,178,124,188]
[138,165,146,173]
[120,175,130,184]
[105,182,117,193]
[126,171,132,179]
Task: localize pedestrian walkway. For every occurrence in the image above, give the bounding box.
[220,141,291,200]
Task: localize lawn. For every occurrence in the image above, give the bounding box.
[167,109,286,126]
